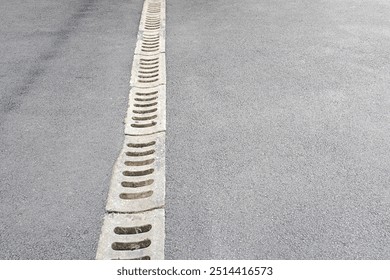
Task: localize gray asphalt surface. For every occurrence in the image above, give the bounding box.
[165,0,390,259]
[0,0,142,259]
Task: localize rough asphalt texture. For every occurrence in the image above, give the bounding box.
[0,0,143,259]
[165,0,390,259]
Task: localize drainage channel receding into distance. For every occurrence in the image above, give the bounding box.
[96,0,166,260]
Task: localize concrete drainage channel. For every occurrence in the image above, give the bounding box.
[96,0,166,260]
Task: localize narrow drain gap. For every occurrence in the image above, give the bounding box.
[106,205,165,215]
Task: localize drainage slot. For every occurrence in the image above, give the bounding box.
[138,78,159,83]
[140,57,159,62]
[139,69,159,74]
[142,42,159,46]
[142,36,160,43]
[135,91,158,96]
[143,34,159,37]
[138,74,159,79]
[119,190,153,200]
[143,39,159,43]
[123,169,154,177]
[142,44,159,48]
[133,108,158,114]
[112,256,151,260]
[126,150,155,156]
[140,65,159,70]
[121,179,154,188]
[111,239,151,251]
[140,62,159,66]
[134,102,158,107]
[131,122,157,128]
[127,141,156,148]
[125,158,155,166]
[140,61,159,66]
[129,256,151,260]
[132,115,158,121]
[141,48,159,52]
[114,224,152,235]
[135,96,158,102]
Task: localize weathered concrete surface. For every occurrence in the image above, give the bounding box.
[165,0,390,259]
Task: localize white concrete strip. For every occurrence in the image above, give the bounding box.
[96,0,166,260]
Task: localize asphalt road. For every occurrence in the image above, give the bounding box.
[1,0,390,260]
[0,0,142,259]
[165,0,390,259]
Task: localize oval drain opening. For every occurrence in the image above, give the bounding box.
[126,150,155,156]
[138,74,159,79]
[111,239,151,251]
[139,65,159,70]
[127,141,156,148]
[135,91,158,96]
[140,57,158,62]
[114,224,152,235]
[142,45,159,49]
[138,78,159,83]
[133,108,158,114]
[140,61,158,66]
[142,39,158,42]
[121,179,154,188]
[135,96,158,102]
[125,158,155,166]
[139,69,159,74]
[111,256,151,260]
[123,169,154,176]
[142,40,159,44]
[141,49,159,53]
[119,190,153,200]
[134,102,158,108]
[131,122,157,128]
[142,42,159,47]
[132,115,158,121]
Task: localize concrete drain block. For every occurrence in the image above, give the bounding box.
[130,54,166,88]
[139,0,166,32]
[96,210,164,260]
[135,31,165,56]
[125,85,166,135]
[106,133,165,213]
